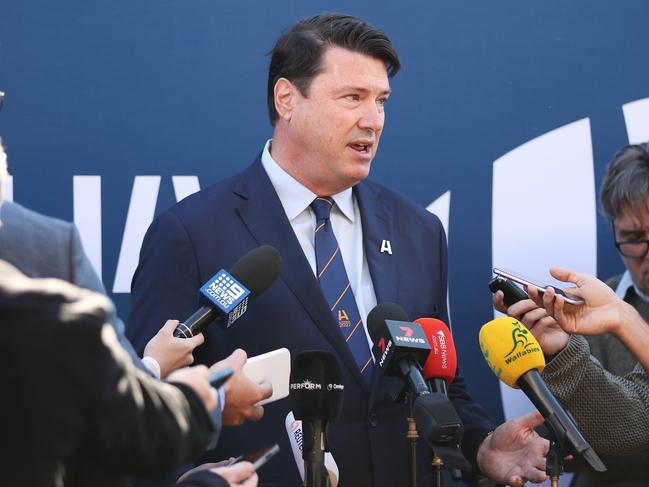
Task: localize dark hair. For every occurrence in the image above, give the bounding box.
[600,142,649,221]
[267,13,400,126]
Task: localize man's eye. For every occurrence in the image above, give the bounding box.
[345,94,360,101]
[377,97,388,106]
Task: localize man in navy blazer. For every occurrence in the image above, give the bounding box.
[127,13,549,487]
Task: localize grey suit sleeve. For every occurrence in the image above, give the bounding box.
[68,225,149,373]
[542,334,649,455]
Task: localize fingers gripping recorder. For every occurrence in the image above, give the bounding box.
[479,317,606,473]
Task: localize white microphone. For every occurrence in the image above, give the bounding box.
[285,411,339,487]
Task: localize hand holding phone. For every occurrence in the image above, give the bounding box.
[493,268,584,305]
[237,444,280,471]
[488,276,528,307]
[242,348,290,405]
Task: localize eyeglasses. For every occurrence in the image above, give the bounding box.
[615,239,649,259]
[612,221,649,259]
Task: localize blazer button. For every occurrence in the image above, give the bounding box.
[368,413,378,428]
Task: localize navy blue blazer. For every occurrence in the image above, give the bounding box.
[127,158,494,487]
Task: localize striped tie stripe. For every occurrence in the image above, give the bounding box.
[311,196,373,384]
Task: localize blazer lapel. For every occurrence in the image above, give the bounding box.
[232,159,369,391]
[355,182,398,306]
[355,182,400,402]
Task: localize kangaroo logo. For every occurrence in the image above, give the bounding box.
[505,321,533,357]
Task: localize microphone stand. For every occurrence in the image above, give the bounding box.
[431,454,444,487]
[406,392,418,487]
[302,421,330,487]
[545,440,562,487]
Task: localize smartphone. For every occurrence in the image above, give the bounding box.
[493,267,584,305]
[240,444,280,471]
[242,348,291,406]
[208,367,234,389]
[488,276,528,307]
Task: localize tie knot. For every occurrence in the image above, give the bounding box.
[311,196,334,222]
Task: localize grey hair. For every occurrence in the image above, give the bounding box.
[600,142,649,222]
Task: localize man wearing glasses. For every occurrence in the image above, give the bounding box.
[495,142,649,487]
[562,141,649,485]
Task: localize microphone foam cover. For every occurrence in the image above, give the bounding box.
[415,318,457,383]
[367,302,409,343]
[289,351,344,422]
[479,316,545,388]
[230,245,282,298]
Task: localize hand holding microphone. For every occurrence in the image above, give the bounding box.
[174,245,282,338]
[492,288,570,356]
[143,319,205,378]
[479,316,606,473]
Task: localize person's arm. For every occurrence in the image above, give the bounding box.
[613,309,649,372]
[209,349,273,426]
[539,267,649,371]
[68,224,149,370]
[492,290,569,356]
[541,334,649,455]
[177,461,258,487]
[85,325,219,476]
[143,319,206,378]
[476,412,549,487]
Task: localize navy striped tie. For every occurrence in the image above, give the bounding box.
[311,197,373,384]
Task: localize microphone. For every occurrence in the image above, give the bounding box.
[415,318,470,474]
[174,245,281,338]
[367,304,469,471]
[479,316,606,473]
[367,302,431,398]
[415,318,458,395]
[289,351,344,487]
[286,411,339,487]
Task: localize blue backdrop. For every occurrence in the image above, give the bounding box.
[1,0,648,429]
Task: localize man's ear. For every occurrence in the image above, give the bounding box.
[274,77,296,122]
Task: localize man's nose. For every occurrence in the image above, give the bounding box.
[358,101,384,133]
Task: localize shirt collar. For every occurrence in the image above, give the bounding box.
[260,139,355,223]
[615,269,649,303]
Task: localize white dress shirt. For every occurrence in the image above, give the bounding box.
[260,140,378,351]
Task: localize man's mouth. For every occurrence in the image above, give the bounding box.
[349,142,373,154]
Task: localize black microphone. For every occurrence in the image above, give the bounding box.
[367,302,431,398]
[289,351,344,487]
[174,245,281,338]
